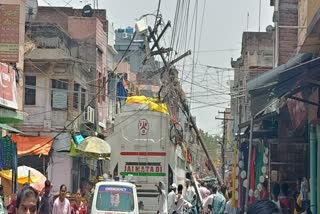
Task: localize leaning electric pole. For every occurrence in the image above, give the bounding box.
[143,3,224,187]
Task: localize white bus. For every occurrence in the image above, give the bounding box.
[107,103,186,213]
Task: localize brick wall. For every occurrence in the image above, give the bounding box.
[36,7,107,32]
[278,0,299,65]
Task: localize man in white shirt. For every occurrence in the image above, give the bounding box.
[168,183,177,214]
[183,179,195,203]
[203,191,214,214]
[174,184,192,214]
[156,181,168,214]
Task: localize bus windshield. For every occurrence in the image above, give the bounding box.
[96,185,134,212]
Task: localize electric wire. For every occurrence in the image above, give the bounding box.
[43,31,137,148]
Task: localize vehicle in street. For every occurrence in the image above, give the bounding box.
[90,181,139,214]
[107,102,187,213]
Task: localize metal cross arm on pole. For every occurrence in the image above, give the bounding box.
[148,26,168,67]
[150,21,171,51]
[168,50,192,67]
[215,117,234,121]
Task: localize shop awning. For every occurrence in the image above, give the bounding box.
[248,55,320,116]
[11,134,54,156]
[247,53,313,92]
[0,123,22,133]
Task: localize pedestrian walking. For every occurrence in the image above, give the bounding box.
[0,185,5,214]
[247,199,281,214]
[279,183,294,214]
[168,183,177,214]
[272,183,281,209]
[199,182,210,201]
[156,181,167,214]
[39,180,54,214]
[8,183,30,214]
[183,179,195,204]
[173,184,192,214]
[16,185,40,214]
[224,192,236,214]
[211,185,226,214]
[52,184,71,214]
[71,189,87,214]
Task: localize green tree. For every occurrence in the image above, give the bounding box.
[199,130,221,162]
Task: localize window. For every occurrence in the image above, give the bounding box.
[81,88,86,111]
[51,79,68,109]
[73,83,80,109]
[25,76,36,105]
[96,185,134,212]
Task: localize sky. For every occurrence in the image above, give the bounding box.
[38,0,274,135]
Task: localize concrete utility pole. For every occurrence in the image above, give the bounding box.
[180,95,224,185]
[215,111,233,181]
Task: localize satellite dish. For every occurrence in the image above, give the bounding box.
[266,25,273,32]
[82,4,93,17]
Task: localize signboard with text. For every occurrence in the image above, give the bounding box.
[0,4,20,62]
[0,63,17,109]
[124,162,163,173]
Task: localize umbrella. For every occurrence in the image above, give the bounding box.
[76,136,111,160]
[0,166,46,192]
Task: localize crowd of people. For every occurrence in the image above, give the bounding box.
[158,178,311,214]
[0,180,89,214]
[0,177,311,214]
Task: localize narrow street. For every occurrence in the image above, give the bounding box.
[0,0,319,214]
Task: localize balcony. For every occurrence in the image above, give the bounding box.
[298,0,320,53]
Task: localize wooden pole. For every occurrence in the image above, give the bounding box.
[28,170,31,184]
[179,94,223,185]
[244,118,254,212]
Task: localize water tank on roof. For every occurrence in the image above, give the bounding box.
[126,27,134,34]
[25,0,38,22]
[82,4,93,17]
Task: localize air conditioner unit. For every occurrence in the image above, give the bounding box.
[83,106,95,124]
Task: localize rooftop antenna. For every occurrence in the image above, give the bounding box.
[247,12,249,32]
[259,0,261,32]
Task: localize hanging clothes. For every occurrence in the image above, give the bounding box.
[0,137,4,169]
[117,79,128,100]
[249,147,256,204]
[255,144,265,199]
[2,136,16,169]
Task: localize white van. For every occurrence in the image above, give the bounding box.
[91,181,139,214]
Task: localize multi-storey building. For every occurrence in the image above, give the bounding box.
[19,5,109,192]
[0,0,27,132]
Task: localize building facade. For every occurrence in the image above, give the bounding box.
[19,6,109,192]
[231,32,273,133]
[0,0,27,130]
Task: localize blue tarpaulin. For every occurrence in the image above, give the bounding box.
[117,80,128,100]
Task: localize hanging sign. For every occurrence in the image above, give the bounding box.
[0,63,17,109]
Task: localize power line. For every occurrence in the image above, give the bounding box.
[51,107,147,152]
[43,31,137,147]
